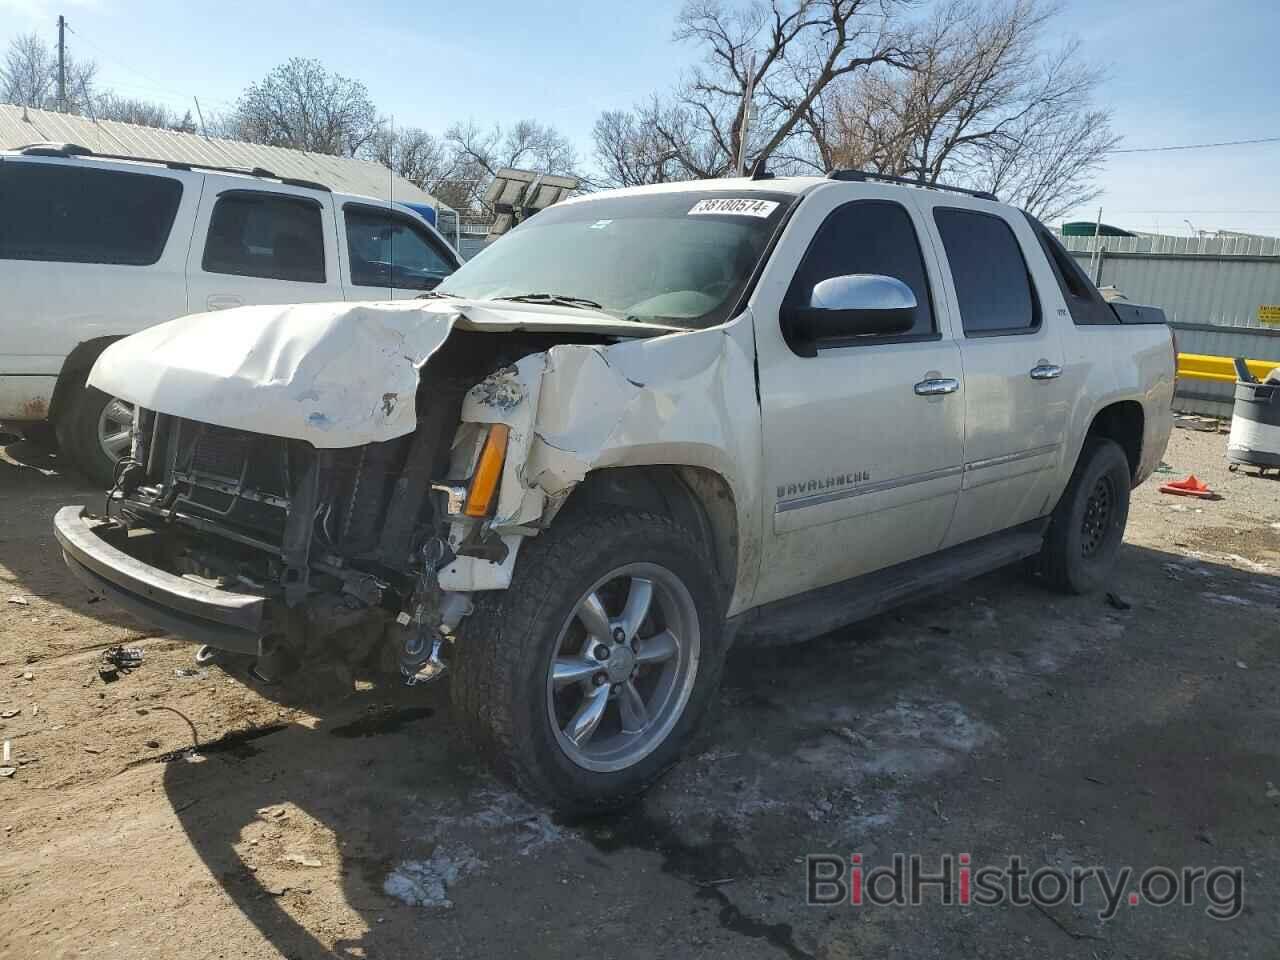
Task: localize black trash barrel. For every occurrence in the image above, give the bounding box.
[1227,375,1280,468]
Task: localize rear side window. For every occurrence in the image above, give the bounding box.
[785,199,936,340]
[934,208,1039,335]
[1024,213,1117,325]
[344,205,455,290]
[202,192,325,283]
[0,161,182,266]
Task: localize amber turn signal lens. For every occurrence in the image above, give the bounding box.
[463,424,510,517]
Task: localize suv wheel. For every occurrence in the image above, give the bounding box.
[1038,437,1132,593]
[57,383,133,487]
[450,509,726,813]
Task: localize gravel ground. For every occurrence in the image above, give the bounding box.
[0,423,1277,959]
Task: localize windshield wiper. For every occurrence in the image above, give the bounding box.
[493,293,605,311]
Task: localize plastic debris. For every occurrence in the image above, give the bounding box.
[0,768,14,779]
[6,596,29,606]
[1159,474,1217,499]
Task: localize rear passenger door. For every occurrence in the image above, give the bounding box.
[922,201,1069,547]
[186,181,343,314]
[339,203,460,300]
[753,188,966,606]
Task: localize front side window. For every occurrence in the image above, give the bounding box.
[436,191,796,329]
[785,199,936,340]
[344,205,456,290]
[202,192,325,283]
[0,161,182,266]
[934,208,1039,335]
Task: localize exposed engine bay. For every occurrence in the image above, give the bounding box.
[99,328,616,682]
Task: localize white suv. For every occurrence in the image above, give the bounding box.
[0,143,461,482]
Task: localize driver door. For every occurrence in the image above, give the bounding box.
[339,202,460,299]
[751,187,965,606]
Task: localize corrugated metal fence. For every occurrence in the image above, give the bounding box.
[1064,236,1280,417]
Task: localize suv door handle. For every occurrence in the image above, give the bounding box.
[206,295,243,311]
[1030,363,1063,380]
[914,377,959,396]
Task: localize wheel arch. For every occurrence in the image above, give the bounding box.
[558,465,740,608]
[1084,400,1145,485]
[50,336,124,423]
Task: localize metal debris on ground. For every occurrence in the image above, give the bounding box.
[99,646,144,682]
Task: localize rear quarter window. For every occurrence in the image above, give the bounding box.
[0,161,183,266]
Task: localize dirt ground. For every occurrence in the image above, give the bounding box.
[1,423,1277,960]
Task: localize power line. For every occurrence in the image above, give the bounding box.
[1108,136,1280,155]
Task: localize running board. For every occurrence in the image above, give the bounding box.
[731,520,1047,646]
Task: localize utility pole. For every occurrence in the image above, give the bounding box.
[57,15,67,113]
[734,52,757,177]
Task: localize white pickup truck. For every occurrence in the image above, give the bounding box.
[53,172,1175,811]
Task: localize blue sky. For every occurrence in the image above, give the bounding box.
[4,0,1278,233]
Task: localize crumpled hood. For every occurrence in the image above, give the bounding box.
[89,298,671,448]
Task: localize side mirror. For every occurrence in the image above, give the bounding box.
[781,274,918,356]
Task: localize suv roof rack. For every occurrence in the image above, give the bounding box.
[826,168,997,201]
[13,142,332,194]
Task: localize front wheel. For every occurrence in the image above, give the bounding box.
[1038,437,1132,594]
[450,509,726,813]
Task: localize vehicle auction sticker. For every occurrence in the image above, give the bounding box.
[688,198,779,218]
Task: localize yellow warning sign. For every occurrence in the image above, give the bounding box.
[1260,305,1280,324]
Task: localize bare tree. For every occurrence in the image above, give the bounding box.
[594,0,914,180]
[94,94,197,132]
[443,119,580,212]
[1,31,97,113]
[593,108,692,187]
[370,124,475,210]
[228,58,378,156]
[823,0,1118,218]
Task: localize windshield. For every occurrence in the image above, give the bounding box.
[437,190,796,329]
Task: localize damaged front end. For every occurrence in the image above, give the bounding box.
[53,326,601,685]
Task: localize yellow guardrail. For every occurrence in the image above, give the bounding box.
[1176,353,1277,383]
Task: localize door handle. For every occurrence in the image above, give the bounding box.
[914,377,959,397]
[1029,362,1063,380]
[206,295,243,311]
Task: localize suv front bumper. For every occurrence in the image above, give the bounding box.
[52,506,268,655]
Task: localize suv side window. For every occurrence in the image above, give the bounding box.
[1023,213,1117,325]
[785,199,936,342]
[934,208,1040,336]
[202,192,325,283]
[0,161,182,266]
[343,204,455,290]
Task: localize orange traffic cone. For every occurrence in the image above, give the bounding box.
[1159,474,1215,498]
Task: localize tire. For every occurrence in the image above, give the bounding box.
[1038,437,1132,594]
[58,383,133,487]
[450,509,726,814]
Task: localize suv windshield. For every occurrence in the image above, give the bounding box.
[436,190,796,329]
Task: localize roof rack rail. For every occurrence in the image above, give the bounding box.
[14,142,332,193]
[826,168,997,201]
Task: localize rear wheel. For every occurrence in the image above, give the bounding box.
[450,509,726,813]
[1038,437,1132,594]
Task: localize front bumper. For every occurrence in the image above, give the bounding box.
[53,506,269,655]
